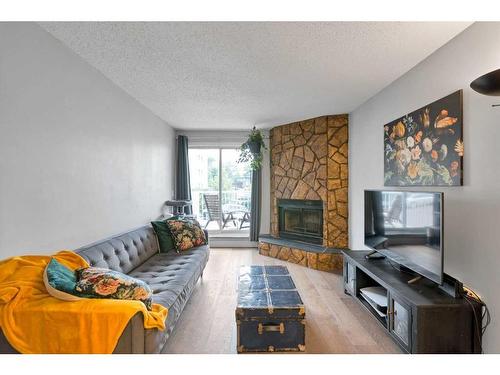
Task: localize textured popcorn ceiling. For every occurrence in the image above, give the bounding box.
[40,22,471,130]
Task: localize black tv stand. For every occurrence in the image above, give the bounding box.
[342,250,482,353]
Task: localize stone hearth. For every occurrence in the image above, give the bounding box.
[260,114,348,272]
[258,235,343,273]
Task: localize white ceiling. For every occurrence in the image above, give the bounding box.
[40,22,471,130]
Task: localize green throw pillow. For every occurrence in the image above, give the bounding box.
[151,220,175,253]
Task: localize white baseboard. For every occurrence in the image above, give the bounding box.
[208,238,258,248]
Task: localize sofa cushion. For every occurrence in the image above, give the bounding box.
[128,244,210,353]
[75,267,153,310]
[76,226,158,274]
[43,258,82,302]
[151,220,175,253]
[166,218,207,252]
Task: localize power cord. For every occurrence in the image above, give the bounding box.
[465,288,491,336]
[462,285,490,354]
[463,295,483,353]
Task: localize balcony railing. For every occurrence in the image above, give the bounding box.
[191,189,251,223]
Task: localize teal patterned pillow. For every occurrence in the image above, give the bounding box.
[45,258,77,294]
[75,267,153,310]
[43,258,85,301]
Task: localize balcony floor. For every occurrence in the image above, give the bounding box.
[202,220,249,239]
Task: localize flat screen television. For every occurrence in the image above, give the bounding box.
[364,190,443,284]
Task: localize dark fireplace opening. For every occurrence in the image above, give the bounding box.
[278,199,323,244]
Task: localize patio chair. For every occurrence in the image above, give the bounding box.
[239,211,251,230]
[203,194,237,229]
[222,203,251,230]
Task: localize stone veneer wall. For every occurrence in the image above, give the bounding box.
[269,114,348,249]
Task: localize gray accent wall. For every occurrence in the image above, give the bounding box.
[0,23,175,257]
[349,22,500,352]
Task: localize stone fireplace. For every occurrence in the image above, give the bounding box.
[259,114,348,272]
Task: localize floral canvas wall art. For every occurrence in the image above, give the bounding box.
[384,90,463,186]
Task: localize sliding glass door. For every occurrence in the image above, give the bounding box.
[189,148,219,226]
[189,148,251,237]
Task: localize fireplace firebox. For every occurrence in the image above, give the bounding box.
[278,199,323,244]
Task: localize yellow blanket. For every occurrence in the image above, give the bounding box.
[0,250,167,354]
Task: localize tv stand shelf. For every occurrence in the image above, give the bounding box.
[342,250,481,353]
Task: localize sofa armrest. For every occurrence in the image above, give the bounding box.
[113,312,145,353]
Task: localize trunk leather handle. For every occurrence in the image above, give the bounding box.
[258,323,285,335]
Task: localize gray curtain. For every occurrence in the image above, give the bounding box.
[250,168,262,241]
[175,135,192,215]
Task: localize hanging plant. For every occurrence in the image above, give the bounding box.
[238,126,267,170]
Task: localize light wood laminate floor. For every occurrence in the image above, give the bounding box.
[162,248,401,354]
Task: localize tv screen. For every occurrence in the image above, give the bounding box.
[364,190,443,284]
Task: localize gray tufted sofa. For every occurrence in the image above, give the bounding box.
[0,224,209,354]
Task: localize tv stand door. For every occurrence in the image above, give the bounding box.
[343,261,356,295]
[388,293,412,352]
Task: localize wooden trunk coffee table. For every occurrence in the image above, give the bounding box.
[235,265,306,353]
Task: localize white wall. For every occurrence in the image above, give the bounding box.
[0,23,175,257]
[349,22,500,352]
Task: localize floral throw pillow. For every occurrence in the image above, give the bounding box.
[75,267,153,310]
[165,217,207,252]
